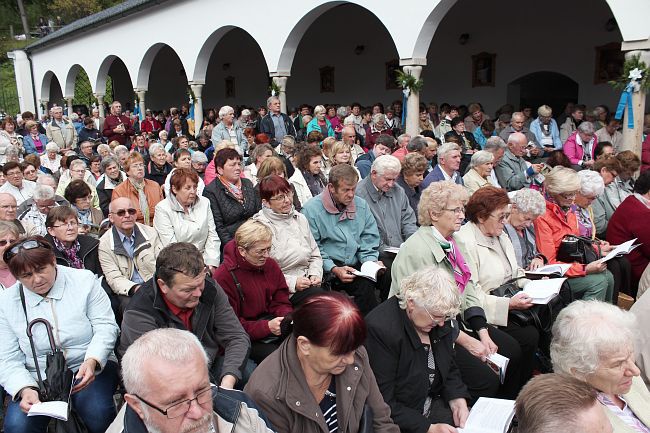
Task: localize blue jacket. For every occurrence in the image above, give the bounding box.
[529,118,562,149]
[23,133,48,155]
[421,164,464,190]
[212,121,247,155]
[306,117,335,138]
[302,193,380,272]
[355,150,376,179]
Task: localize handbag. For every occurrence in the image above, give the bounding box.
[358,404,374,433]
[557,235,601,264]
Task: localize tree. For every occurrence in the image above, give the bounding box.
[48,0,101,24]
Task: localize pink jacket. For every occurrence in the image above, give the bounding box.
[563,131,597,165]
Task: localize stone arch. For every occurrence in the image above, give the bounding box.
[64,64,88,98]
[96,55,134,108]
[136,43,189,91]
[410,0,458,62]
[193,25,238,84]
[507,71,579,118]
[139,44,189,110]
[40,70,59,103]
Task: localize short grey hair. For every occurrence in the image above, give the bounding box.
[122,329,208,396]
[396,134,410,147]
[191,151,208,163]
[148,142,165,156]
[114,145,129,157]
[578,121,595,134]
[484,136,507,153]
[97,143,111,154]
[396,266,461,317]
[5,146,19,157]
[551,301,636,378]
[69,159,87,171]
[371,154,401,176]
[407,136,427,152]
[578,170,604,197]
[36,174,57,188]
[511,189,546,216]
[45,142,60,153]
[469,150,494,169]
[313,105,326,116]
[218,105,234,119]
[32,184,55,201]
[336,106,348,117]
[266,96,280,108]
[537,105,552,117]
[100,155,120,172]
[437,142,461,160]
[372,113,385,124]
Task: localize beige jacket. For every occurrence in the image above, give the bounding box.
[602,376,650,433]
[98,223,161,296]
[631,292,650,387]
[462,168,490,195]
[46,119,77,149]
[456,222,528,327]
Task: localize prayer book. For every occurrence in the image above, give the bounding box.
[486,353,509,384]
[457,398,516,433]
[522,278,566,304]
[28,401,69,421]
[525,263,571,278]
[600,238,641,263]
[352,261,386,282]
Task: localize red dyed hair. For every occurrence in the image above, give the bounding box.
[465,185,511,224]
[292,292,366,355]
[258,174,291,202]
[254,133,270,145]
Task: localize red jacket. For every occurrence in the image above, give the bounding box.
[534,200,587,277]
[607,195,650,285]
[213,240,292,341]
[140,118,162,135]
[641,134,650,173]
[102,114,134,145]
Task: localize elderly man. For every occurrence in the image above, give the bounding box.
[515,373,613,433]
[77,140,96,166]
[529,105,562,152]
[17,174,68,215]
[119,242,250,389]
[421,142,464,189]
[90,106,104,132]
[355,134,395,178]
[99,197,162,314]
[107,328,273,433]
[499,111,541,158]
[258,96,296,145]
[0,162,37,205]
[102,100,134,146]
[0,192,37,235]
[45,105,77,150]
[131,134,149,160]
[17,184,62,235]
[341,124,365,162]
[494,132,543,192]
[596,118,623,153]
[483,136,508,188]
[391,133,411,162]
[302,164,383,315]
[356,155,417,300]
[211,105,247,154]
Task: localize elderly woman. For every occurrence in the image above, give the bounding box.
[154,168,220,270]
[244,143,274,185]
[65,179,104,237]
[96,156,126,217]
[462,150,495,194]
[0,221,18,289]
[56,159,100,209]
[212,105,247,154]
[551,301,650,432]
[0,236,119,433]
[593,150,641,238]
[244,292,399,433]
[534,166,614,301]
[365,113,392,149]
[290,146,326,207]
[397,152,428,215]
[503,188,548,269]
[457,186,540,388]
[255,156,302,211]
[203,147,261,251]
[306,105,335,138]
[366,267,471,433]
[164,149,206,197]
[112,152,164,226]
[39,142,62,173]
[214,220,292,363]
[563,121,598,168]
[22,120,48,155]
[144,142,173,186]
[391,181,520,399]
[21,160,39,182]
[96,143,112,159]
[253,175,322,305]
[593,155,622,187]
[0,116,24,162]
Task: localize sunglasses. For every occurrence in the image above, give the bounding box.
[3,239,51,263]
[111,208,137,217]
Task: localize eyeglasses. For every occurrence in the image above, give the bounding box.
[489,213,510,222]
[421,304,451,324]
[51,220,79,229]
[136,385,216,419]
[269,192,293,202]
[130,163,145,169]
[3,239,51,263]
[110,208,137,217]
[443,207,465,216]
[36,203,56,211]
[559,191,578,200]
[0,238,17,247]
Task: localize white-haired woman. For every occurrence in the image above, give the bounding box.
[535,166,614,301]
[306,105,334,138]
[563,121,598,169]
[462,150,494,194]
[211,105,247,154]
[504,188,547,270]
[366,113,392,149]
[551,300,650,432]
[366,267,471,433]
[40,142,61,173]
[575,170,632,303]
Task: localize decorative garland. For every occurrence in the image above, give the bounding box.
[269,81,281,96]
[610,54,649,128]
[395,69,424,96]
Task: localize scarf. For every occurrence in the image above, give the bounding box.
[75,206,93,226]
[218,174,244,203]
[303,171,325,197]
[430,226,471,293]
[322,187,356,221]
[53,237,83,269]
[131,179,150,225]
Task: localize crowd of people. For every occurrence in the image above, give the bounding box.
[0,95,649,433]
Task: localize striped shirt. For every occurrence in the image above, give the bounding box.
[598,393,650,433]
[319,381,339,433]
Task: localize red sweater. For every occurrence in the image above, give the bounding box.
[102,114,134,145]
[213,240,292,341]
[606,195,650,284]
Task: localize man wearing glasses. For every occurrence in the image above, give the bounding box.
[107,328,273,433]
[494,132,544,192]
[118,242,250,391]
[98,197,162,314]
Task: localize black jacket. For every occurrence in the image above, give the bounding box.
[203,177,261,249]
[144,160,173,187]
[119,274,250,382]
[365,297,470,433]
[258,113,296,144]
[45,233,103,276]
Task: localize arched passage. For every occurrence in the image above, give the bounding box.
[96,56,134,109]
[140,44,189,111]
[65,64,94,111]
[288,3,401,107]
[507,72,579,118]
[41,71,64,109]
[200,28,269,108]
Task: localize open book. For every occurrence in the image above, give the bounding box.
[352,261,386,282]
[458,398,516,433]
[525,263,571,278]
[522,278,566,304]
[600,238,641,263]
[486,353,509,384]
[28,401,69,421]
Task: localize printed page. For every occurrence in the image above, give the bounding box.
[525,263,571,277]
[601,238,638,262]
[523,278,566,304]
[28,401,69,421]
[457,398,515,433]
[353,261,385,281]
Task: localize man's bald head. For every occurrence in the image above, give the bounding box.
[0,193,17,221]
[507,132,528,157]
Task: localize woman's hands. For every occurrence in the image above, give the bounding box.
[477,328,498,357]
[268,317,284,336]
[427,424,457,433]
[72,358,98,394]
[19,388,41,414]
[457,331,489,361]
[585,260,607,275]
[295,277,312,291]
[509,292,533,310]
[449,398,469,428]
[599,241,614,253]
[527,257,544,270]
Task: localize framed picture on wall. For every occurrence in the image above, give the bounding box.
[320,66,335,93]
[594,42,624,84]
[471,52,496,87]
[225,76,235,98]
[385,60,400,90]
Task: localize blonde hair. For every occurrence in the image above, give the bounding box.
[329,141,352,162]
[418,181,468,226]
[543,166,580,195]
[235,219,272,249]
[397,266,460,316]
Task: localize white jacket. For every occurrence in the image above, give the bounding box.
[289,169,313,207]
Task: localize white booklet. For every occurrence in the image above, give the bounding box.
[525,263,571,278]
[486,353,509,384]
[458,398,516,433]
[352,261,385,282]
[522,278,566,304]
[600,238,640,262]
[383,246,401,254]
[28,401,69,421]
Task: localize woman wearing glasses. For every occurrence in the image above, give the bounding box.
[64,179,104,237]
[0,236,119,433]
[0,221,19,289]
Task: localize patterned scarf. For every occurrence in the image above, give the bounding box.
[131,179,150,225]
[217,174,244,203]
[75,206,92,226]
[53,237,83,269]
[431,227,471,293]
[322,188,356,221]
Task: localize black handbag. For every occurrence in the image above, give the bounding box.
[557,235,601,264]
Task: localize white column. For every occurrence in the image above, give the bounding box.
[402,65,423,137]
[620,49,650,158]
[95,94,105,119]
[190,83,204,138]
[135,89,146,122]
[39,98,49,119]
[7,50,36,114]
[272,76,288,114]
[66,97,73,117]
